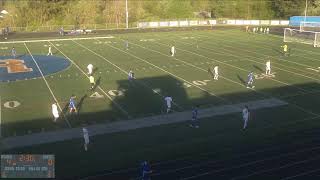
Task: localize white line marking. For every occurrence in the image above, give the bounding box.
[0,36,115,44]
[72,40,183,110]
[48,41,130,118]
[24,43,72,128]
[99,38,228,103]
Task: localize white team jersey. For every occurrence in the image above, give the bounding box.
[242,108,249,120]
[48,46,52,52]
[214,66,218,73]
[165,96,172,107]
[266,61,271,69]
[87,64,93,70]
[171,46,175,53]
[83,128,89,143]
[52,103,59,118]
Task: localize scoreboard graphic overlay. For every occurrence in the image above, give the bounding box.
[1,154,55,178]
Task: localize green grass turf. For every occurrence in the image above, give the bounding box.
[2,28,320,178]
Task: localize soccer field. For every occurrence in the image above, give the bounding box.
[2,28,320,178]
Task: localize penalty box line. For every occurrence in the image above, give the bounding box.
[24,43,72,128]
[48,41,130,118]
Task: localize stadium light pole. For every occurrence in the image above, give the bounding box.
[125,0,129,29]
[304,0,308,23]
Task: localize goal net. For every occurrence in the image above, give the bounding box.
[300,21,320,32]
[284,28,320,47]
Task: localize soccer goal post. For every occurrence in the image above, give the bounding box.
[284,28,320,47]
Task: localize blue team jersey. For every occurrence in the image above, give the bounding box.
[248,73,254,81]
[192,109,198,119]
[141,162,151,178]
[69,98,75,108]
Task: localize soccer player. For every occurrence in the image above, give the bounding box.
[213,65,219,80]
[170,46,175,57]
[260,27,263,33]
[245,25,249,32]
[47,45,53,56]
[242,105,250,129]
[89,75,95,90]
[266,60,271,75]
[11,47,16,58]
[51,102,59,122]
[246,71,255,89]
[164,96,173,113]
[266,27,270,34]
[125,40,129,50]
[69,95,77,114]
[190,106,199,128]
[128,70,134,81]
[141,161,152,180]
[87,64,93,75]
[82,127,90,151]
[281,44,288,56]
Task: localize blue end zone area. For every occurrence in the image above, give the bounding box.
[0,55,70,82]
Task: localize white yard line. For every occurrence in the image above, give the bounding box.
[94,38,229,104]
[48,41,130,118]
[24,43,72,128]
[0,36,115,44]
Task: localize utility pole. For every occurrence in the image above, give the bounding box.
[125,0,128,29]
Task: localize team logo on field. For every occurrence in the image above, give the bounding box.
[0,59,33,73]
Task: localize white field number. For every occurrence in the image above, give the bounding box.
[3,101,21,109]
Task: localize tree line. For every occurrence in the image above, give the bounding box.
[0,0,318,29]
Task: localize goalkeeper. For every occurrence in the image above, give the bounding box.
[281,44,289,57]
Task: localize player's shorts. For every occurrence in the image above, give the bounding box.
[243,116,248,121]
[167,104,171,108]
[84,136,89,144]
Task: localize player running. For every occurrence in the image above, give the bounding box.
[266,60,271,75]
[246,71,255,89]
[213,65,219,80]
[281,44,288,56]
[190,106,199,128]
[82,127,90,151]
[87,64,93,75]
[69,95,77,114]
[89,75,95,90]
[11,47,16,58]
[128,70,134,81]
[164,96,173,113]
[51,102,59,122]
[170,45,175,57]
[242,105,250,129]
[47,45,53,56]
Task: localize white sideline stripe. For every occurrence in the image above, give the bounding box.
[0,36,115,44]
[281,168,320,180]
[231,156,320,180]
[103,38,228,103]
[48,41,130,118]
[71,40,182,110]
[1,98,287,150]
[24,43,72,128]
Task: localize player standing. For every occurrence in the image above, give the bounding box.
[164,96,173,113]
[11,47,16,58]
[47,45,53,56]
[246,71,255,89]
[89,75,95,90]
[281,44,288,57]
[170,46,175,57]
[213,65,219,80]
[266,60,271,75]
[128,70,134,81]
[190,106,199,128]
[125,40,129,50]
[87,64,93,75]
[69,95,77,114]
[82,127,90,151]
[51,102,59,122]
[242,105,250,129]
